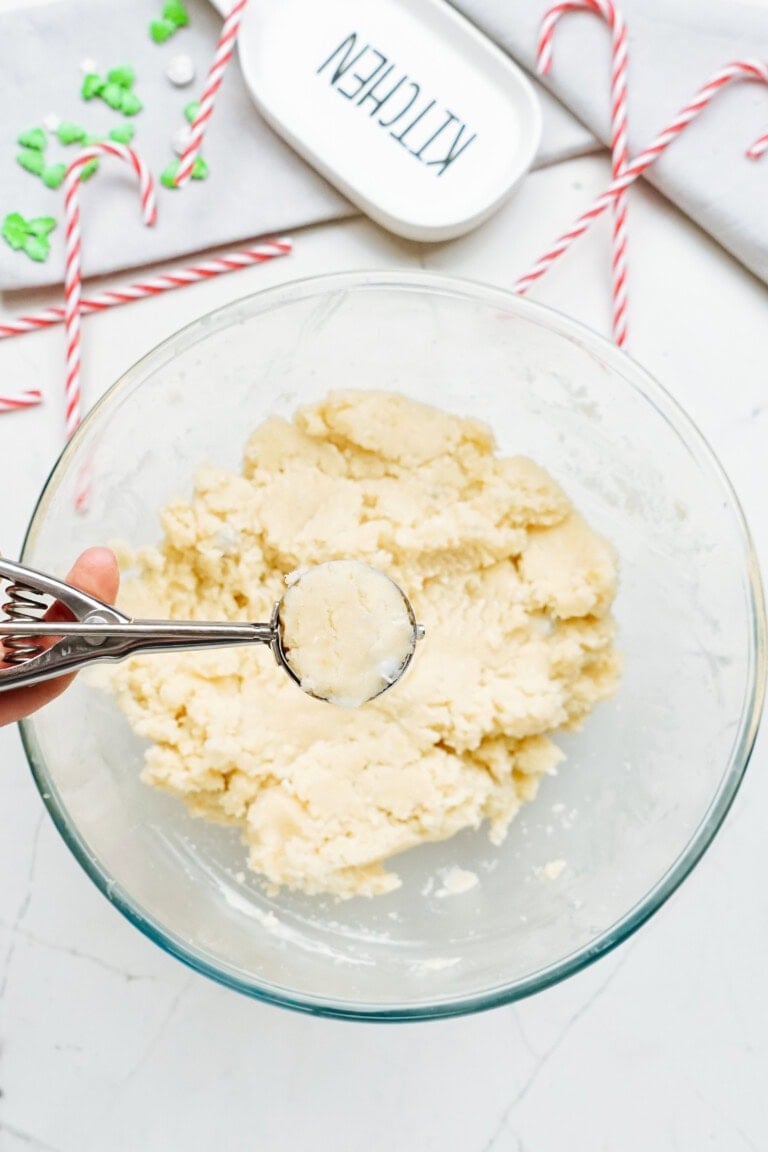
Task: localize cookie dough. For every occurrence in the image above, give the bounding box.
[112,390,620,898]
[278,561,418,707]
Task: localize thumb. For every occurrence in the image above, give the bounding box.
[1,547,120,726]
[46,547,120,623]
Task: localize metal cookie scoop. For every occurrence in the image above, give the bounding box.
[0,557,424,705]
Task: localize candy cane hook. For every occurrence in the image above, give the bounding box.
[515,59,768,298]
[538,0,630,346]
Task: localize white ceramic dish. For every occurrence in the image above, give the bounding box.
[211,0,542,240]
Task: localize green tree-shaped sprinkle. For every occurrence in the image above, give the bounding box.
[57,121,88,145]
[41,162,67,189]
[2,213,57,262]
[17,127,47,150]
[163,0,190,26]
[17,149,45,176]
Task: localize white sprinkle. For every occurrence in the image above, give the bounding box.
[436,867,478,898]
[80,57,98,74]
[43,113,61,132]
[166,54,196,87]
[172,124,192,157]
[542,859,566,880]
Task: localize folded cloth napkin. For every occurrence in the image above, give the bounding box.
[451,0,768,285]
[0,0,597,291]
[0,0,765,291]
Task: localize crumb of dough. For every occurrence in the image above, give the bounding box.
[278,560,416,707]
[435,867,479,897]
[542,859,567,880]
[110,390,620,899]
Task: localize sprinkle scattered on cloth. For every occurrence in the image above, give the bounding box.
[0,0,350,290]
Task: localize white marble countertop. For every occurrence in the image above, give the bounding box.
[1,23,767,1152]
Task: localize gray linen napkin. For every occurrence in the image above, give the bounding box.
[0,0,350,290]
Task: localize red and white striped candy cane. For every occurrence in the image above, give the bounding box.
[0,239,291,341]
[538,0,630,346]
[0,389,42,413]
[64,142,157,439]
[175,0,249,187]
[514,59,768,297]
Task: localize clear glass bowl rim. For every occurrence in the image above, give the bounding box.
[19,269,767,1021]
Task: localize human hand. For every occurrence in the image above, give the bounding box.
[0,547,119,727]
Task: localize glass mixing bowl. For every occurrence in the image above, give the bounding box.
[20,272,765,1020]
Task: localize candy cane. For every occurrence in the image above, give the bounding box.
[64,143,157,439]
[747,127,768,158]
[174,0,249,187]
[0,389,42,413]
[538,0,630,346]
[0,240,291,341]
[514,59,768,297]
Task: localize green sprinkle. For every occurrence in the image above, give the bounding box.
[1,213,30,250]
[119,90,143,116]
[41,162,67,189]
[149,17,175,42]
[56,121,88,145]
[23,234,50,262]
[183,101,199,124]
[2,212,56,261]
[17,127,47,151]
[79,158,100,181]
[106,65,136,89]
[82,72,104,100]
[17,149,46,176]
[109,123,136,144]
[82,68,143,114]
[27,216,57,239]
[163,0,189,27]
[102,81,125,111]
[191,156,208,180]
[160,159,181,188]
